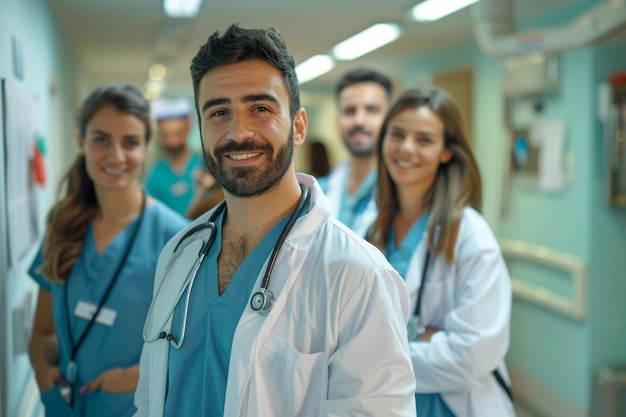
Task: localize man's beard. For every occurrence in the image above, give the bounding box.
[162,143,187,159]
[203,128,294,198]
[342,126,375,158]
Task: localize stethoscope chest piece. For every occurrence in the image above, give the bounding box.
[250,290,275,316]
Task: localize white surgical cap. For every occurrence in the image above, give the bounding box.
[152,97,191,121]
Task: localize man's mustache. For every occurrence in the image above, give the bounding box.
[214,140,272,157]
[348,126,371,137]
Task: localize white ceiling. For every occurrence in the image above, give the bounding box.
[48,0,591,96]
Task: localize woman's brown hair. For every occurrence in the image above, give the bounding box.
[369,87,482,263]
[39,83,152,283]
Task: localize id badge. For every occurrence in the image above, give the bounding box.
[74,300,117,327]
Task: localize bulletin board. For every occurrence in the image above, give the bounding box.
[1,79,40,268]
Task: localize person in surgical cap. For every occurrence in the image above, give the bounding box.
[145,97,209,215]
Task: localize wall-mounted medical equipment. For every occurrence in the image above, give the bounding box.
[472,0,626,57]
[503,52,559,97]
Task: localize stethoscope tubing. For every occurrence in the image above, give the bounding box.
[142,215,220,344]
[142,184,309,348]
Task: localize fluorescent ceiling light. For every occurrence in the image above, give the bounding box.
[148,63,167,81]
[144,80,165,100]
[296,54,335,84]
[332,23,402,61]
[411,0,478,22]
[163,0,203,17]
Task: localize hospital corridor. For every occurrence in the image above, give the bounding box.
[1,0,626,416]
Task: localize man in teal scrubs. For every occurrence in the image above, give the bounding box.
[145,97,205,216]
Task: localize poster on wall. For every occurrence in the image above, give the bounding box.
[509,119,566,192]
[1,79,40,268]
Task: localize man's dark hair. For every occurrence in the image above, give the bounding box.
[190,24,300,120]
[335,68,393,100]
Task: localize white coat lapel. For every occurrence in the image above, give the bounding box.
[325,161,350,217]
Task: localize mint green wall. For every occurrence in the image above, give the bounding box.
[503,49,595,410]
[500,49,594,259]
[0,0,83,416]
[589,40,626,375]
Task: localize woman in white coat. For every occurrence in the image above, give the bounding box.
[368,87,516,417]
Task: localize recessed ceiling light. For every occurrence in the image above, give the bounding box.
[163,0,203,18]
[332,23,402,61]
[148,64,167,81]
[296,55,335,84]
[410,0,478,22]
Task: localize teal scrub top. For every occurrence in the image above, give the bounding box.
[336,170,376,231]
[145,153,204,216]
[385,213,429,279]
[164,194,310,417]
[29,201,188,417]
[386,213,454,417]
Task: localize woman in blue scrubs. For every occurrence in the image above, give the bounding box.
[28,84,188,417]
[368,87,515,417]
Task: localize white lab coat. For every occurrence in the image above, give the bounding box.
[405,207,515,417]
[134,174,417,417]
[323,160,378,238]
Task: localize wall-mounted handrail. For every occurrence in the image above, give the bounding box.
[500,239,587,320]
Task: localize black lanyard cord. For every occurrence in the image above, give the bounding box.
[65,191,147,361]
[413,249,430,317]
[414,224,438,317]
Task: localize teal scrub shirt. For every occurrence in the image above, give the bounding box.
[336,170,377,232]
[386,213,455,417]
[145,153,204,216]
[164,194,310,417]
[29,201,188,417]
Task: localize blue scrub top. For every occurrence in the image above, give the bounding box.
[385,213,430,279]
[29,201,188,417]
[145,153,204,216]
[335,170,376,231]
[165,195,310,417]
[386,213,455,417]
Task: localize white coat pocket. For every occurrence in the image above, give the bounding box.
[253,333,327,417]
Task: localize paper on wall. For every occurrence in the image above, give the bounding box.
[530,119,566,192]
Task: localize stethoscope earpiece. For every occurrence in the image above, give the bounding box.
[250,290,275,316]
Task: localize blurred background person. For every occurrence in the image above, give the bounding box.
[368,87,515,417]
[318,68,392,237]
[305,139,330,178]
[184,170,224,220]
[145,97,206,216]
[28,84,188,417]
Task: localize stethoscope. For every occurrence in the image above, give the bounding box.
[142,183,309,348]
